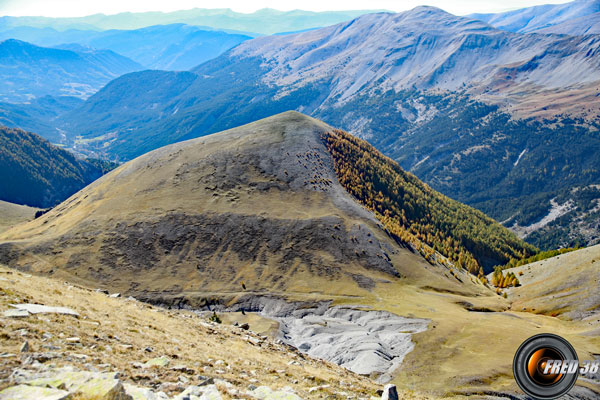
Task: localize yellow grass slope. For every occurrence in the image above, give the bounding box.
[0,111,482,305]
[507,244,600,321]
[0,200,38,234]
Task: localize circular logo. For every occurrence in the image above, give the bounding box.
[513,333,579,399]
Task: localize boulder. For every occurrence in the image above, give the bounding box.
[10,304,79,317]
[21,369,131,400]
[3,309,30,318]
[247,386,302,400]
[173,384,222,400]
[124,383,169,400]
[143,356,170,368]
[0,384,71,400]
[76,377,132,400]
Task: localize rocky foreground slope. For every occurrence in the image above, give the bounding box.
[0,265,426,399]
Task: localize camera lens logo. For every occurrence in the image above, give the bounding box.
[513,334,579,399]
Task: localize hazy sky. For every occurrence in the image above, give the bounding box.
[0,0,572,17]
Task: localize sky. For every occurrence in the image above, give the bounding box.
[0,0,573,17]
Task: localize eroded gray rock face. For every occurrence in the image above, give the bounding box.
[216,297,429,383]
[274,306,429,383]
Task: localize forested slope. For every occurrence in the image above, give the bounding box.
[324,129,538,273]
[0,126,115,207]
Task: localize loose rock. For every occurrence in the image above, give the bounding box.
[3,309,30,318]
[20,341,30,353]
[171,365,194,374]
[308,384,330,393]
[381,384,398,400]
[124,383,168,400]
[10,304,79,316]
[173,384,222,400]
[247,385,302,400]
[124,383,169,400]
[143,356,170,368]
[0,384,71,400]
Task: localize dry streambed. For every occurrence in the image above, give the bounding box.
[212,297,430,383]
[275,307,429,383]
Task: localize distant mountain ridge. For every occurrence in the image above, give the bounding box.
[51,6,600,249]
[60,6,600,155]
[0,8,385,35]
[536,11,600,34]
[0,24,252,70]
[470,0,600,34]
[0,39,142,102]
[215,6,600,116]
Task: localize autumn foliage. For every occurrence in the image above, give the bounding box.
[491,267,520,288]
[323,129,537,274]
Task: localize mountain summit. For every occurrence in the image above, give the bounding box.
[470,0,600,34]
[0,112,531,301]
[63,5,600,159]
